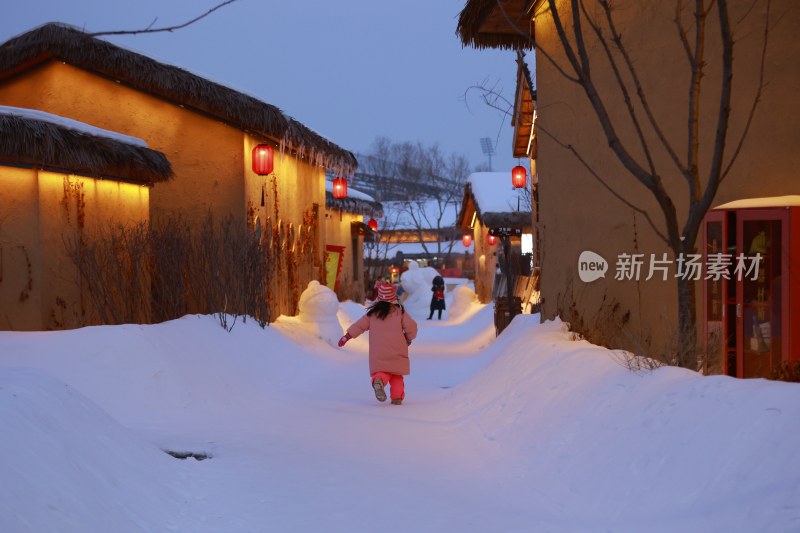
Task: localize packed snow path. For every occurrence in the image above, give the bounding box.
[1,302,799,532]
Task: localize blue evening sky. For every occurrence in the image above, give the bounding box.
[0,0,523,173]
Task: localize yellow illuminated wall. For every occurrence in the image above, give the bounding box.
[0,166,149,330]
[0,60,333,321]
[322,207,366,303]
[244,135,328,317]
[471,219,497,304]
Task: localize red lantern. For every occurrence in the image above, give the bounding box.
[332,177,348,199]
[252,144,274,176]
[367,218,378,232]
[512,165,527,188]
[462,233,472,247]
[487,233,498,246]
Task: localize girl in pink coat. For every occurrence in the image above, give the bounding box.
[338,282,418,405]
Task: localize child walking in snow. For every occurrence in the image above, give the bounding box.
[338,282,418,405]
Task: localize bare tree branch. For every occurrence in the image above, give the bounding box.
[538,124,669,244]
[686,0,709,202]
[496,0,581,83]
[90,0,238,37]
[579,0,656,175]
[721,0,772,182]
[674,1,694,64]
[598,0,690,183]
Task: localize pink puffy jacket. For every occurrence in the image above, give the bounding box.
[347,305,418,375]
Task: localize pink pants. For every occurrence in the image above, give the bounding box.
[372,372,405,401]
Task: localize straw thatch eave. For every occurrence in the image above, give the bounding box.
[456,0,535,51]
[326,191,383,219]
[0,23,357,175]
[0,113,172,184]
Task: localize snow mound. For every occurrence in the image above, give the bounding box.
[0,368,187,533]
[448,316,800,530]
[443,284,479,323]
[400,263,445,320]
[297,280,343,345]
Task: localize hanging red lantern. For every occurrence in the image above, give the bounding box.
[252,144,274,176]
[487,233,498,246]
[332,177,348,199]
[367,218,378,232]
[511,165,527,188]
[462,233,472,247]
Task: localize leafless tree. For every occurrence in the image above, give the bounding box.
[363,138,471,265]
[498,0,772,368]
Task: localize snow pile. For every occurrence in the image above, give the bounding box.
[297,280,344,345]
[399,262,446,320]
[0,304,798,531]
[443,284,479,323]
[0,368,187,533]
[449,316,800,530]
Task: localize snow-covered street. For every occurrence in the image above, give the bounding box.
[2,285,799,532]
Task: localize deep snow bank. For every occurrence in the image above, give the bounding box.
[0,368,188,533]
[449,315,800,531]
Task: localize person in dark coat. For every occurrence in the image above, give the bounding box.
[427,275,446,320]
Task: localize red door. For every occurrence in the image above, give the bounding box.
[735,209,789,378]
[702,211,732,375]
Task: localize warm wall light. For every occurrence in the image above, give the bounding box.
[462,233,473,247]
[367,218,378,232]
[512,165,527,188]
[332,177,348,199]
[252,144,274,176]
[487,233,498,246]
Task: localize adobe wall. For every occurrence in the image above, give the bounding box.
[244,135,327,317]
[323,209,366,303]
[0,166,43,329]
[472,219,499,303]
[0,166,149,330]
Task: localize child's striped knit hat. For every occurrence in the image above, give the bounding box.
[376,282,398,303]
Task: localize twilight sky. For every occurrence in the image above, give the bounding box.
[0,0,523,173]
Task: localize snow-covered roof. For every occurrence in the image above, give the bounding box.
[0,105,148,147]
[713,195,800,209]
[325,180,375,203]
[0,106,172,183]
[324,181,383,218]
[387,241,472,256]
[467,172,528,214]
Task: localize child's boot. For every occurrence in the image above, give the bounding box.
[372,378,387,402]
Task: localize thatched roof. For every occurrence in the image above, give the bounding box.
[326,192,383,219]
[0,23,357,175]
[0,112,172,184]
[456,0,535,50]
